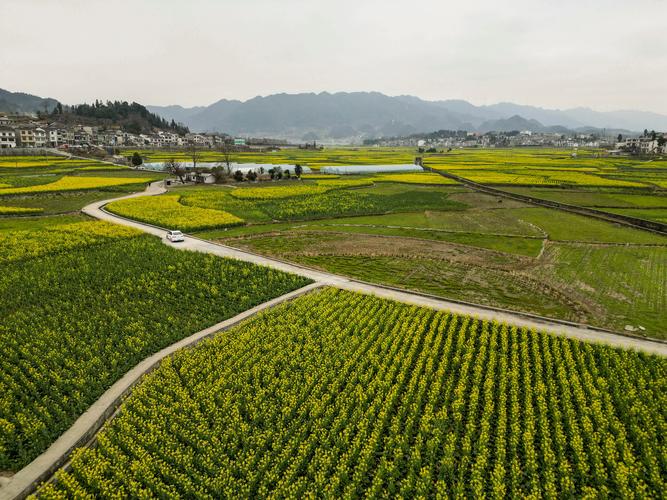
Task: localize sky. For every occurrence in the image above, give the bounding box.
[2,0,666,114]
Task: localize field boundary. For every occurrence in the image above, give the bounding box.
[182,230,667,346]
[0,283,322,500]
[97,202,667,347]
[426,167,667,235]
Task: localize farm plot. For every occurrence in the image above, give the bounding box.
[229,178,372,200]
[0,176,149,196]
[373,172,458,185]
[39,288,667,498]
[221,205,667,335]
[178,183,465,224]
[436,169,649,188]
[225,232,582,320]
[537,243,667,334]
[0,224,309,471]
[505,208,667,244]
[603,208,667,224]
[0,156,102,170]
[106,195,244,232]
[502,188,667,208]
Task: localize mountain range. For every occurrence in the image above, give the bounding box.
[2,87,666,140]
[147,92,667,140]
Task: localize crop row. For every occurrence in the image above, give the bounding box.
[0,205,43,215]
[39,288,667,498]
[0,233,310,470]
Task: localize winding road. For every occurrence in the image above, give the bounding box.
[85,181,667,356]
[2,180,666,500]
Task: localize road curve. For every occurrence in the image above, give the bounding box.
[83,181,667,356]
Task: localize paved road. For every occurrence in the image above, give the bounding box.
[83,182,667,356]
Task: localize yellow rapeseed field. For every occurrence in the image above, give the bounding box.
[106,195,244,232]
[0,176,149,196]
[0,206,43,215]
[373,173,458,185]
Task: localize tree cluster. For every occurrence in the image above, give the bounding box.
[58,100,189,135]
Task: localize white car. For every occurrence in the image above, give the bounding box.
[166,230,185,242]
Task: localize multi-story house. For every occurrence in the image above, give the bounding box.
[46,127,69,147]
[18,127,36,147]
[33,127,47,147]
[0,127,17,148]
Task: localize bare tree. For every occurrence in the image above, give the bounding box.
[219,141,234,170]
[186,144,201,170]
[164,158,186,184]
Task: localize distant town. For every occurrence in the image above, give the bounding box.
[365,129,667,155]
[0,111,665,156]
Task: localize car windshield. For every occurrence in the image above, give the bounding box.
[172,231,183,235]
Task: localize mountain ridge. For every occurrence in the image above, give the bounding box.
[146,91,667,139]
[2,87,664,139]
[0,88,59,114]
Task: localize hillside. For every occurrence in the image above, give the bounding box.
[0,88,59,114]
[62,100,189,135]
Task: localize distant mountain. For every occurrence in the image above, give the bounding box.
[0,88,59,114]
[148,92,475,140]
[478,115,544,133]
[148,92,667,141]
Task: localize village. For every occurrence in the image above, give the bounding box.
[1,111,665,157]
[0,112,290,151]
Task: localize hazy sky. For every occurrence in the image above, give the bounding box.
[2,0,666,113]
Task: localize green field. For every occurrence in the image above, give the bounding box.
[39,289,667,498]
[503,187,667,208]
[603,207,667,224]
[9,147,656,337]
[189,180,667,335]
[173,182,466,225]
[0,155,163,216]
[0,218,309,471]
[1,148,666,496]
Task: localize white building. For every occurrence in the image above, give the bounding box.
[0,127,16,148]
[47,127,68,147]
[34,128,47,147]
